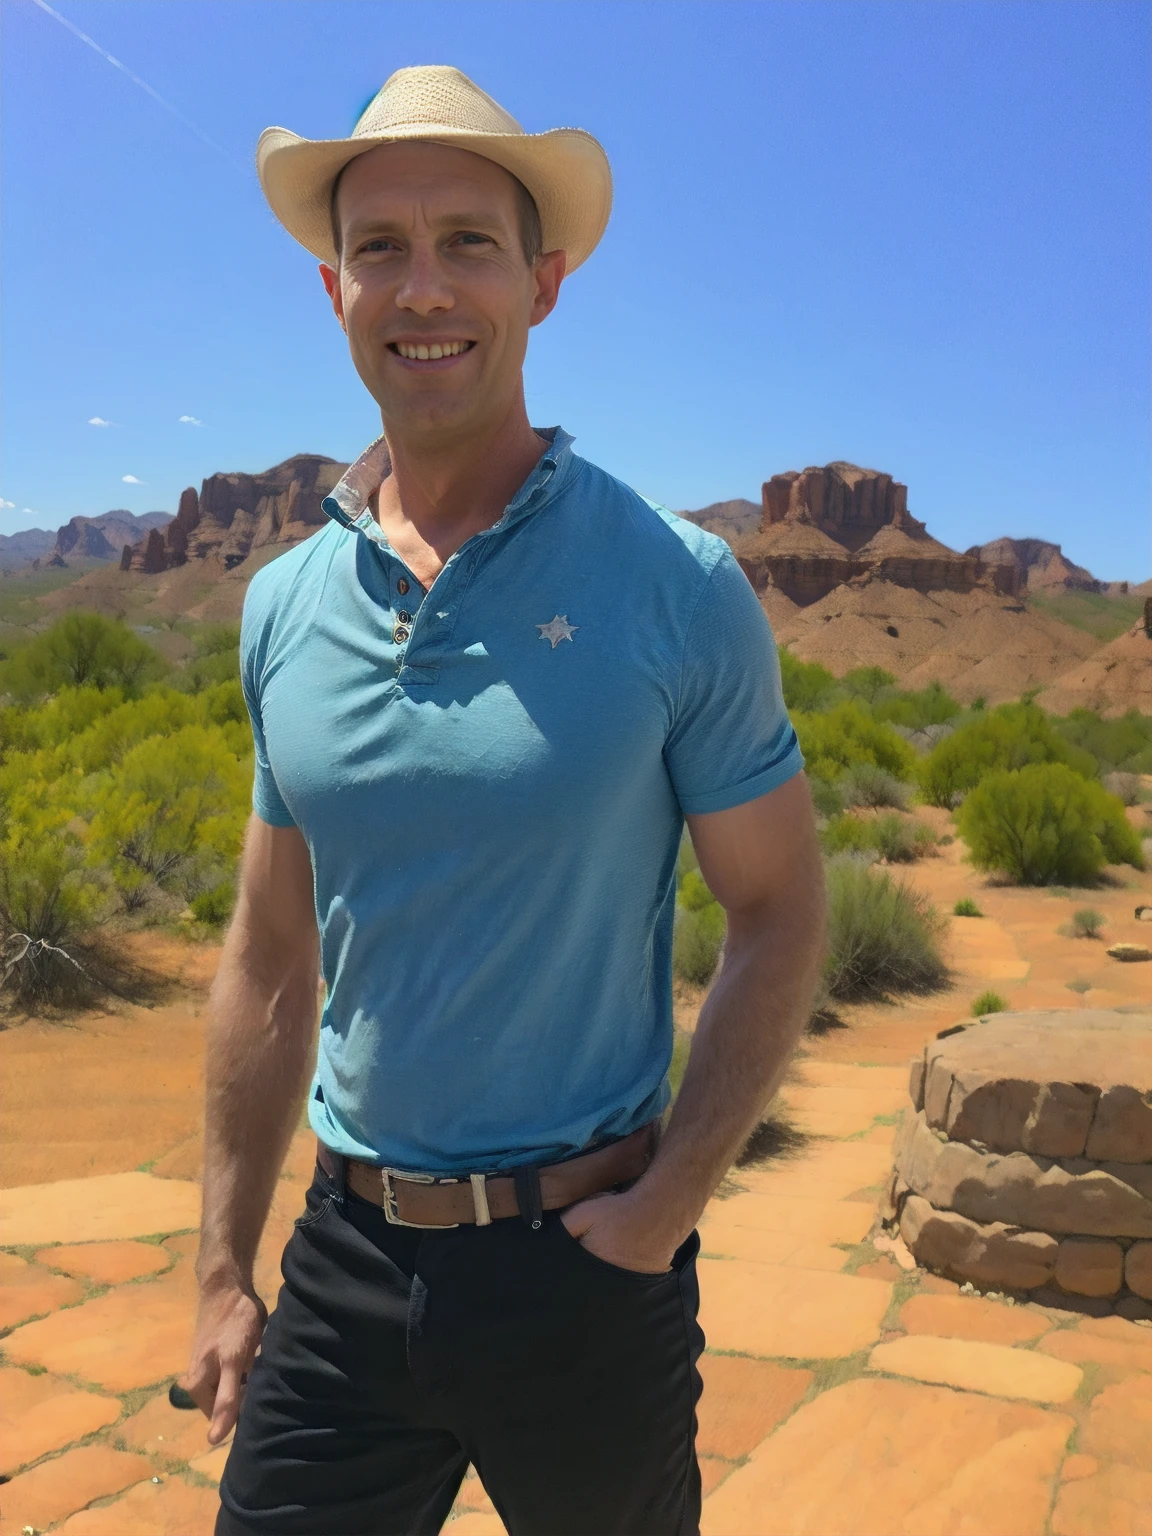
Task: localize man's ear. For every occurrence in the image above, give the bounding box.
[529,249,566,329]
[319,263,347,333]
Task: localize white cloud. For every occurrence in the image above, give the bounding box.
[178,414,203,426]
[121,474,146,485]
[0,498,14,510]
[21,508,42,519]
[88,415,115,427]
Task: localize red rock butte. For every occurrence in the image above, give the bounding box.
[735,462,1021,607]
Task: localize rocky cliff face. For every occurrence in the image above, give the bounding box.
[121,456,349,573]
[46,510,171,567]
[733,463,1021,606]
[966,537,1107,594]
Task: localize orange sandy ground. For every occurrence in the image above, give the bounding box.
[1,818,1150,1535]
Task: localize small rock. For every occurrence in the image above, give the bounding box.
[1135,905,1152,921]
[1107,943,1151,962]
[1054,1236,1124,1298]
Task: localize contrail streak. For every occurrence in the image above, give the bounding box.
[28,0,246,172]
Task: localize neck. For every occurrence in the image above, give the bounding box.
[377,392,547,544]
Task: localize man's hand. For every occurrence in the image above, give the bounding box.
[179,1282,268,1445]
[560,1190,683,1275]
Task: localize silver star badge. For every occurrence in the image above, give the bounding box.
[536,614,579,649]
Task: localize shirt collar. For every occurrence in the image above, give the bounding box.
[321,427,575,538]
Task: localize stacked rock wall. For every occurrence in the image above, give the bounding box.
[883,1009,1152,1315]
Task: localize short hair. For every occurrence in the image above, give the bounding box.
[329,158,543,267]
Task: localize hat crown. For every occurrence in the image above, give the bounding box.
[354,66,524,140]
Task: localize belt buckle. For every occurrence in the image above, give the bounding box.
[380,1168,460,1229]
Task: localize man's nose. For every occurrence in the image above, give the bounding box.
[395,248,455,316]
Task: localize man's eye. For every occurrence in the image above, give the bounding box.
[361,239,397,253]
[454,233,491,246]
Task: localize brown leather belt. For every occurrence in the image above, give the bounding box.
[316,1122,659,1229]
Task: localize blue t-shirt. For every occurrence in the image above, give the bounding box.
[240,427,802,1173]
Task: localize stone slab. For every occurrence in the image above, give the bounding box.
[0,1386,121,1476]
[700,1377,1073,1536]
[897,1292,1049,1346]
[869,1334,1082,1403]
[3,1263,196,1392]
[0,1267,86,1330]
[1127,1241,1152,1299]
[697,1259,892,1360]
[699,1191,874,1245]
[117,1389,222,1464]
[1086,1084,1152,1162]
[36,1240,172,1286]
[1054,1236,1125,1297]
[696,1354,812,1460]
[1038,1325,1152,1377]
[0,1172,201,1247]
[55,1474,221,1534]
[189,1444,230,1482]
[0,1444,153,1536]
[1052,1462,1152,1536]
[1076,1374,1152,1467]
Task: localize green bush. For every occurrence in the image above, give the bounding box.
[971,989,1008,1015]
[918,702,1098,808]
[1070,907,1105,939]
[1102,771,1143,806]
[0,613,167,702]
[821,813,935,863]
[953,897,983,917]
[839,762,911,810]
[873,681,962,731]
[191,880,236,926]
[957,763,1144,885]
[823,855,948,1000]
[794,702,916,785]
[778,650,838,713]
[1054,708,1152,777]
[808,775,844,819]
[177,624,241,694]
[673,902,726,985]
[840,666,897,705]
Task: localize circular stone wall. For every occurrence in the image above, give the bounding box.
[883,1007,1152,1316]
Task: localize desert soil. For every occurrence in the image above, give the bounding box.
[2,826,1151,1534]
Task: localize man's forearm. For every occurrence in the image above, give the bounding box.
[197,936,318,1292]
[628,872,826,1249]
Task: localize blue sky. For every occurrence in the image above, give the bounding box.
[3,0,1149,579]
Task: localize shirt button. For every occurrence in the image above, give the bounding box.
[397,609,412,625]
[397,578,410,595]
[394,625,410,643]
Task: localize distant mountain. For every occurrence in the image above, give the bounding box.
[965,537,1108,594]
[676,498,761,543]
[48,510,172,566]
[0,528,56,570]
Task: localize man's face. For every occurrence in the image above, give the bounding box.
[321,142,564,442]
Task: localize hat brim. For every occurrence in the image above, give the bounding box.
[257,123,612,270]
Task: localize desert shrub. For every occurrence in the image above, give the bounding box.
[971,989,1008,1015]
[957,763,1144,885]
[1102,771,1143,806]
[177,625,241,693]
[953,897,983,917]
[794,703,916,784]
[918,702,1098,808]
[839,762,911,810]
[1054,708,1152,777]
[86,724,249,902]
[822,813,935,864]
[0,796,104,1006]
[191,880,236,926]
[673,867,726,984]
[807,775,844,819]
[0,613,167,703]
[778,650,838,713]
[823,855,947,1000]
[1066,978,1092,994]
[840,666,897,705]
[1070,907,1105,939]
[874,681,962,731]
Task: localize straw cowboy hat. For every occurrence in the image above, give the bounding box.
[257,65,612,271]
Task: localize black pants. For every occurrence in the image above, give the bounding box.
[217,1159,704,1536]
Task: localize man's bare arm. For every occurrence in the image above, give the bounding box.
[180,815,320,1444]
[563,773,825,1271]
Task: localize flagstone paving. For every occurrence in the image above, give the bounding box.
[4,848,1152,1532]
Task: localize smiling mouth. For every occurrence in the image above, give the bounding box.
[388,340,476,361]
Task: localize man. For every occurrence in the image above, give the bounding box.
[182,65,825,1536]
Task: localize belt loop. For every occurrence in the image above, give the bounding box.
[331,1151,347,1205]
[514,1164,544,1231]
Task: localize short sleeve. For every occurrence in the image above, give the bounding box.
[240,592,297,829]
[664,550,804,815]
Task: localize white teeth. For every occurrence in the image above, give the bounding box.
[396,341,469,359]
